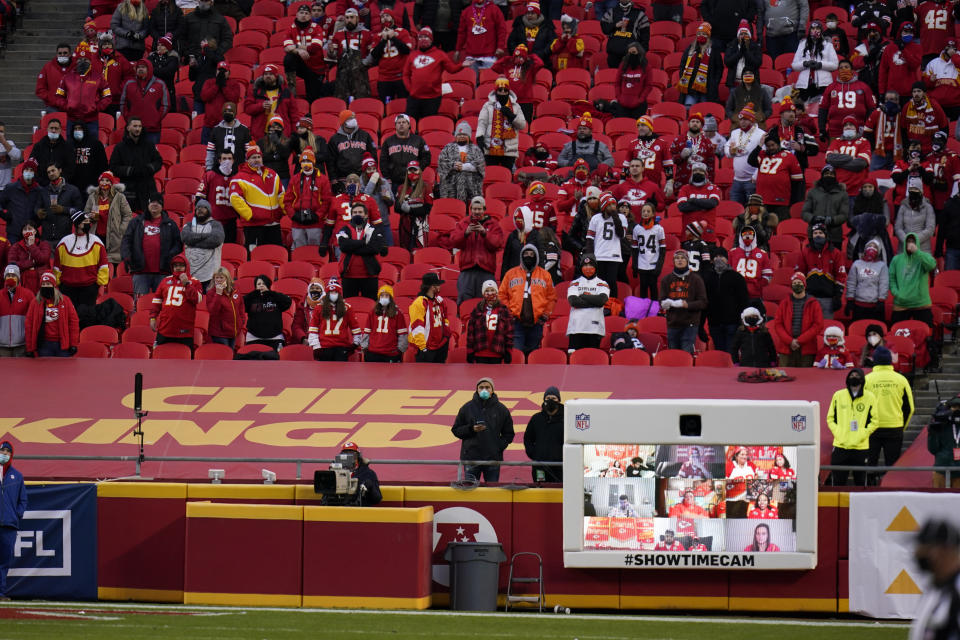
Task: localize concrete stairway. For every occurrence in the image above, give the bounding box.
[0,0,88,145]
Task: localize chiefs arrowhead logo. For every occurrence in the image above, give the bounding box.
[413,54,435,69]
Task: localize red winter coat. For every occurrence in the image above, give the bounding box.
[120,61,170,133]
[36,58,71,108]
[772,295,824,356]
[448,214,504,274]
[53,68,112,122]
[25,293,79,353]
[205,289,246,341]
[490,54,542,103]
[100,54,134,105]
[243,77,299,137]
[879,36,922,98]
[200,77,244,129]
[456,0,506,58]
[0,285,31,348]
[403,46,462,99]
[284,170,334,229]
[7,240,52,293]
[616,64,652,109]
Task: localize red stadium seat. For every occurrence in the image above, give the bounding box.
[122,325,158,346]
[80,325,119,347]
[290,245,327,268]
[251,244,290,266]
[848,319,888,338]
[278,261,316,282]
[653,349,694,366]
[279,344,314,361]
[777,218,809,242]
[251,0,284,17]
[194,343,235,360]
[112,342,151,359]
[610,349,651,365]
[237,260,278,280]
[527,347,568,364]
[696,350,734,367]
[569,348,609,365]
[76,342,110,358]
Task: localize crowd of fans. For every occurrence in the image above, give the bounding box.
[1,0,960,368]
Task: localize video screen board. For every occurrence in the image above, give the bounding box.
[563,400,819,570]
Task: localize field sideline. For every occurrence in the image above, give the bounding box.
[0,601,910,639]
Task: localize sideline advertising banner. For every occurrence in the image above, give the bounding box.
[848,492,960,618]
[8,484,97,600]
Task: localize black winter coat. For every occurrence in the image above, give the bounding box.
[701,0,757,42]
[37,181,84,237]
[71,131,109,193]
[938,196,960,255]
[703,268,750,326]
[723,39,762,87]
[0,181,45,240]
[121,211,183,274]
[452,392,515,462]
[731,327,777,367]
[178,7,233,58]
[524,405,563,482]
[243,289,292,340]
[148,3,184,50]
[109,134,163,211]
[338,223,387,277]
[507,16,556,65]
[29,138,76,186]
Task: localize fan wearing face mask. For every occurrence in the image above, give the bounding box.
[922,131,960,211]
[523,386,564,483]
[702,247,750,354]
[771,272,824,367]
[859,324,894,367]
[814,326,855,369]
[669,113,717,187]
[201,71,246,150]
[675,21,721,104]
[800,165,848,248]
[899,84,948,157]
[362,285,408,362]
[658,249,708,354]
[826,368,878,486]
[336,201,387,300]
[205,267,245,350]
[566,253,610,352]
[29,119,77,188]
[307,277,360,361]
[824,116,871,207]
[466,280,514,364]
[110,0,149,62]
[0,159,46,242]
[863,90,904,171]
[846,239,890,322]
[791,20,839,102]
[879,22,923,101]
[797,223,846,319]
[36,43,75,112]
[326,109,378,184]
[476,77,527,170]
[895,179,937,254]
[819,60,876,140]
[730,306,776,367]
[24,271,79,358]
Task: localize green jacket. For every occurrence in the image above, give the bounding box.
[888,234,936,309]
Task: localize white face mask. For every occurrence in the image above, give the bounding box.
[379,295,391,306]
[73,130,84,140]
[868,334,881,346]
[22,170,34,181]
[842,129,856,140]
[0,453,10,465]
[47,131,59,141]
[219,160,233,174]
[57,56,70,65]
[328,292,339,302]
[345,118,358,130]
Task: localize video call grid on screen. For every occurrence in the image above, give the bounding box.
[562,400,819,570]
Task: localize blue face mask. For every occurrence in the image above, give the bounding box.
[478,389,491,400]
[346,183,357,196]
[902,34,914,43]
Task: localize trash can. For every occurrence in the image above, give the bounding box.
[444,542,507,611]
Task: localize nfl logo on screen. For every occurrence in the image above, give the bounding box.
[575,413,591,431]
[791,414,807,432]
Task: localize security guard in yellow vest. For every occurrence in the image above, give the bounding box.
[864,346,915,481]
[827,368,878,486]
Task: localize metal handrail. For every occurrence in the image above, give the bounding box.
[821,464,955,484]
[15,454,562,481]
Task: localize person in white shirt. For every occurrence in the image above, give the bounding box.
[0,123,22,190]
[585,191,627,292]
[566,253,609,352]
[725,104,765,205]
[631,201,665,299]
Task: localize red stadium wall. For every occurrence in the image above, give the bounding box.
[94,484,850,612]
[1,360,848,483]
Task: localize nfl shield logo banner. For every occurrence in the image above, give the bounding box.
[791,414,807,432]
[575,413,591,431]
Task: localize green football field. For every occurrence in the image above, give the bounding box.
[0,602,910,639]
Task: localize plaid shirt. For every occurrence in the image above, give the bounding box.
[466,301,514,356]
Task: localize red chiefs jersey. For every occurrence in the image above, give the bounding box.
[325,193,381,236]
[728,246,773,298]
[748,507,779,519]
[556,177,590,224]
[610,177,665,216]
[329,27,374,60]
[669,133,716,185]
[150,276,203,339]
[283,23,326,73]
[918,1,958,57]
[374,27,413,82]
[676,182,721,230]
[924,151,960,210]
[197,170,236,223]
[689,543,708,551]
[654,541,684,551]
[630,136,673,186]
[864,109,900,158]
[754,149,803,206]
[515,197,557,229]
[365,309,407,357]
[821,80,876,138]
[769,467,796,480]
[826,138,872,194]
[308,307,359,348]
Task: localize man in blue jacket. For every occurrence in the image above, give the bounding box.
[0,441,27,600]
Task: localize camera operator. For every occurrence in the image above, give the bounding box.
[927,396,960,489]
[338,441,382,506]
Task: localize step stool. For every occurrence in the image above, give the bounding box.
[504,551,544,612]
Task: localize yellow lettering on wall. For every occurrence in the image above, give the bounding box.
[72,419,138,444]
[117,420,253,446]
[349,421,458,449]
[435,390,615,417]
[305,388,373,414]
[244,421,356,447]
[434,391,475,416]
[354,390,449,415]
[0,418,89,444]
[121,387,220,412]
[197,388,322,414]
